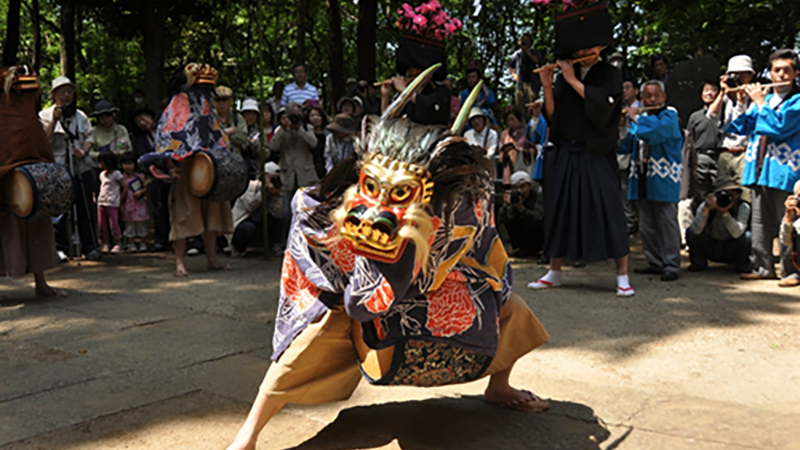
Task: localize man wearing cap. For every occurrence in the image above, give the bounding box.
[727,49,800,282]
[323,113,357,173]
[228,161,288,257]
[499,171,545,258]
[90,100,131,159]
[464,107,499,158]
[707,55,756,202]
[213,86,249,157]
[686,177,751,273]
[281,64,319,106]
[39,76,99,261]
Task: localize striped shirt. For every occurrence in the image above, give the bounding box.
[281,82,319,106]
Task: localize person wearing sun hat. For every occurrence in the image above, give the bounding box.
[323,113,357,173]
[39,75,100,261]
[90,100,131,163]
[528,0,633,296]
[464,107,499,157]
[686,175,751,274]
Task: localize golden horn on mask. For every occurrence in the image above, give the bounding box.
[381,63,443,121]
[450,80,484,135]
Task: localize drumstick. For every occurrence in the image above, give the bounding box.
[726,81,793,93]
[533,54,597,74]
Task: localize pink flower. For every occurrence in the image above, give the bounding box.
[427,0,441,10]
[413,15,428,27]
[402,3,415,15]
[444,22,456,33]
[453,18,462,29]
[435,29,444,40]
[433,10,447,25]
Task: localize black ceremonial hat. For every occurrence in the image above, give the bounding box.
[555,2,613,58]
[396,34,447,81]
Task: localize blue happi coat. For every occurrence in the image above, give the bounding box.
[527,115,549,181]
[726,90,800,193]
[618,108,683,203]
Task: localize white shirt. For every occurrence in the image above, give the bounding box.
[281,82,319,106]
[464,127,499,158]
[39,105,95,175]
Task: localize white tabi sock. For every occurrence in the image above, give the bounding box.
[527,270,562,289]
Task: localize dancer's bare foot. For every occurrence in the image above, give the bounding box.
[174,263,189,277]
[225,438,255,450]
[484,385,549,412]
[35,284,68,297]
[208,261,232,271]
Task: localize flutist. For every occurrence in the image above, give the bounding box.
[527,3,634,297]
[726,49,800,284]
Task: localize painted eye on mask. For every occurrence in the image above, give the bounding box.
[389,184,413,203]
[362,177,381,198]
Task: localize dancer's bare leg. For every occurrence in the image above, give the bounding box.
[615,255,629,275]
[227,392,287,450]
[549,258,563,271]
[34,272,67,297]
[174,238,189,277]
[204,231,231,270]
[484,361,549,411]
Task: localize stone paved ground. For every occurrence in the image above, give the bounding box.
[1,245,799,449]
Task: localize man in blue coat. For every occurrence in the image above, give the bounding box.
[621,80,684,281]
[727,49,800,282]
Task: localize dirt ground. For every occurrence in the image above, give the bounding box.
[1,241,799,449]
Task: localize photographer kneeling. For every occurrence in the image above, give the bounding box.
[778,181,800,287]
[686,177,751,273]
[229,162,289,257]
[498,171,544,257]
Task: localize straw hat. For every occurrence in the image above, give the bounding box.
[326,113,357,134]
[50,76,75,92]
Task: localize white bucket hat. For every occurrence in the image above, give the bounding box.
[51,76,76,92]
[511,171,531,186]
[264,162,281,175]
[727,55,754,74]
[241,98,260,113]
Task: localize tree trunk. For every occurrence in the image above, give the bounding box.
[356,0,377,81]
[59,0,76,81]
[31,0,41,74]
[2,0,22,66]
[327,0,345,102]
[295,0,306,65]
[140,1,168,110]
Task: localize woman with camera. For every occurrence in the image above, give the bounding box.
[271,103,319,199]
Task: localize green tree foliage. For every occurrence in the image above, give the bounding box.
[2,0,798,120]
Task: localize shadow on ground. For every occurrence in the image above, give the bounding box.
[287,397,611,450]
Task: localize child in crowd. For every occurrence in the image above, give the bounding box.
[120,152,150,252]
[97,151,129,254]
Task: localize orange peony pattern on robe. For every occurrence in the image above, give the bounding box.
[425,271,475,337]
[281,252,321,311]
[365,279,395,314]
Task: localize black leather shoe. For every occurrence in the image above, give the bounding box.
[687,264,707,272]
[634,266,661,275]
[661,271,679,282]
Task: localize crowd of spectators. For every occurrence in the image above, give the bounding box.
[42,43,800,289]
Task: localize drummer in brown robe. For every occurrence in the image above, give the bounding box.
[143,64,234,277]
[0,66,67,297]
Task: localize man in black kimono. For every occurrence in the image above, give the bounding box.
[526,3,633,297]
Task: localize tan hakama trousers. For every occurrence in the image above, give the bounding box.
[168,164,234,241]
[259,293,549,404]
[0,204,58,278]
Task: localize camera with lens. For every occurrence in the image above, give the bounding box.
[288,113,303,125]
[59,103,77,118]
[714,190,733,209]
[268,175,282,189]
[509,191,522,205]
[725,73,742,89]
